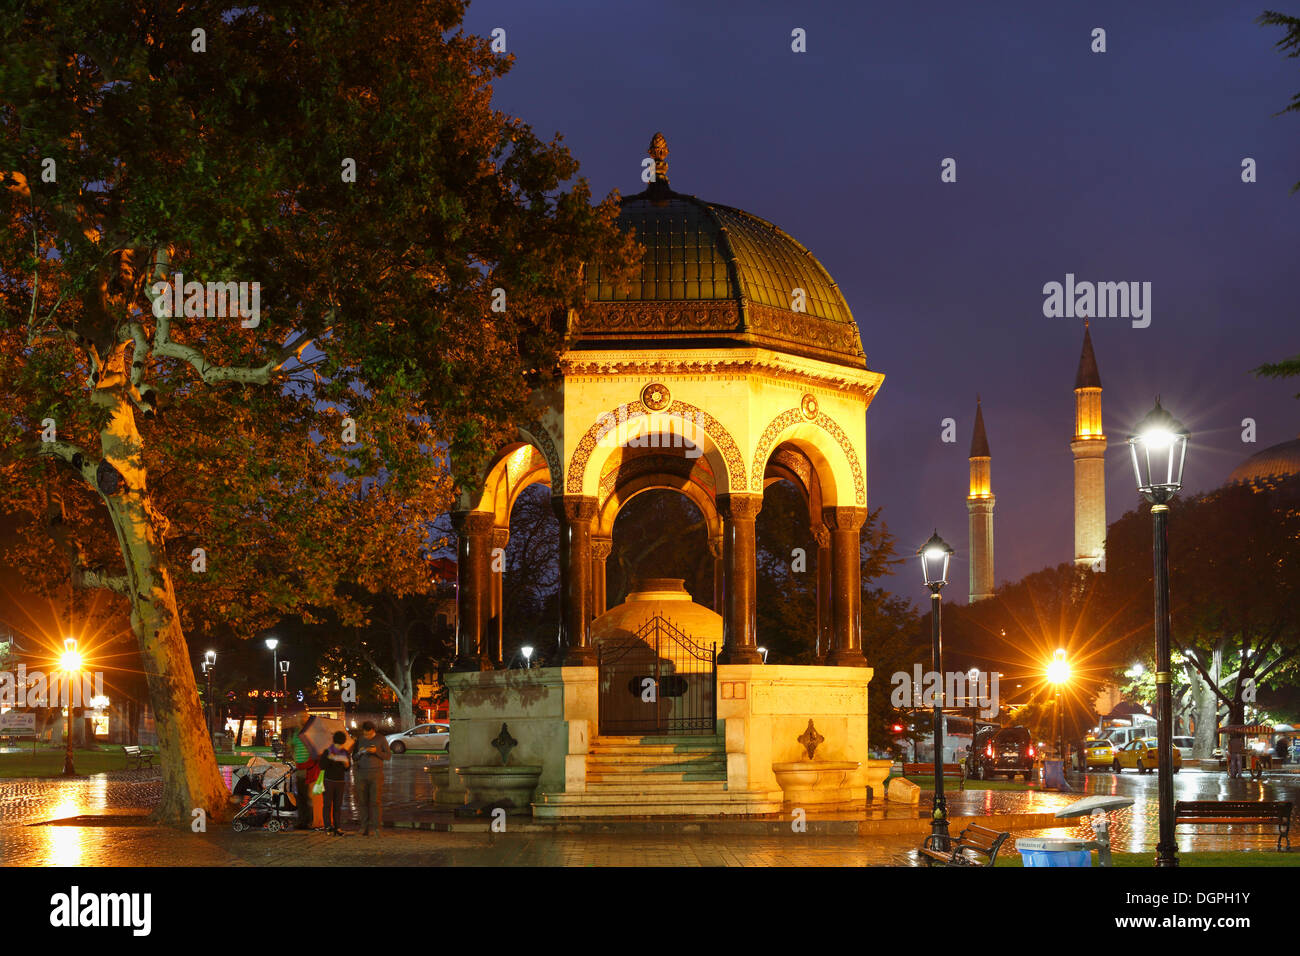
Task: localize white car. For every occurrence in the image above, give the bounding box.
[385,722,449,754]
[1172,736,1195,761]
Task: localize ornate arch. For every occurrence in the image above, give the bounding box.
[566,399,744,496]
[521,419,562,490]
[750,407,865,505]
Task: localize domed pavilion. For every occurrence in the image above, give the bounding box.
[442,135,886,817]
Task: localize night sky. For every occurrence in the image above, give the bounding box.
[464,0,1299,601]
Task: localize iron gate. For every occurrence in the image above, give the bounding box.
[597,614,716,736]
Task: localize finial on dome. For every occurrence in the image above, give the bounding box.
[648,132,669,185]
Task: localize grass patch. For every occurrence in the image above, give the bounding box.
[997,851,1296,867]
[904,775,1033,792]
[0,748,155,777]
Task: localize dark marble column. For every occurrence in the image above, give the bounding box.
[451,510,495,671]
[717,494,763,665]
[489,527,509,667]
[554,496,598,665]
[591,537,613,619]
[709,534,725,614]
[824,506,869,666]
[815,525,833,661]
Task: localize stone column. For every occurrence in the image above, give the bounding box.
[451,510,495,671]
[717,494,763,665]
[815,525,833,661]
[824,506,869,667]
[554,496,598,665]
[590,537,613,619]
[489,527,509,666]
[709,534,725,614]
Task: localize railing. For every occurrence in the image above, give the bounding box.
[597,614,716,736]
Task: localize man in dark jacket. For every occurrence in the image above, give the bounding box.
[352,721,391,836]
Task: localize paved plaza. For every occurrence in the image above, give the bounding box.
[1,755,1296,866]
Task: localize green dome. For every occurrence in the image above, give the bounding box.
[576,135,866,369]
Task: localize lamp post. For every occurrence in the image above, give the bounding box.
[522,646,533,669]
[60,638,81,776]
[1128,398,1189,869]
[280,659,290,702]
[203,649,217,737]
[1047,649,1071,760]
[918,530,955,851]
[265,637,279,743]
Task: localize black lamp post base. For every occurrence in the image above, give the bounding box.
[1155,842,1179,868]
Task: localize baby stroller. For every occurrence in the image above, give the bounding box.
[231,755,298,832]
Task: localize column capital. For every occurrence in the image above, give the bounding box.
[591,537,614,560]
[491,527,510,549]
[813,524,831,549]
[452,509,496,536]
[707,535,724,559]
[552,495,598,524]
[821,505,868,532]
[717,493,763,522]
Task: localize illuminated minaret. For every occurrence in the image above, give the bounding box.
[1072,321,1107,570]
[967,397,995,602]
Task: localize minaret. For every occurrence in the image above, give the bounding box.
[1072,321,1107,570]
[967,397,995,602]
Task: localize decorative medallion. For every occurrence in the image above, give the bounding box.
[800,393,818,419]
[491,722,518,765]
[798,719,825,761]
[641,382,671,411]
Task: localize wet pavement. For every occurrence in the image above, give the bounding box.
[0,756,1295,865]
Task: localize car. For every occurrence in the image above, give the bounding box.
[967,726,1036,781]
[1078,738,1115,772]
[1172,736,1195,761]
[385,722,449,754]
[1113,737,1182,774]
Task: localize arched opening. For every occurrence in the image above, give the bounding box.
[756,478,818,663]
[501,482,560,666]
[607,489,711,609]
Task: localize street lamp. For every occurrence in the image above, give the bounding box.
[1047,649,1071,759]
[203,649,217,737]
[1128,398,1189,869]
[521,645,533,669]
[280,659,290,701]
[265,637,279,743]
[757,646,769,664]
[918,530,955,851]
[59,638,81,776]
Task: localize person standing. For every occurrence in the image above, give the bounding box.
[352,721,391,837]
[1227,733,1245,778]
[321,730,353,836]
[283,706,323,830]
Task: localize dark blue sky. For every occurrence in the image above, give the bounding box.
[463,0,1300,600]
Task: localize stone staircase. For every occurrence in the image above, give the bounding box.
[532,734,783,818]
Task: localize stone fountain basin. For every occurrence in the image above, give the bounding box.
[454,765,543,813]
[772,760,861,805]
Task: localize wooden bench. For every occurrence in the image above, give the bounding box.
[122,745,155,770]
[919,824,1009,866]
[903,762,965,790]
[1174,800,1293,850]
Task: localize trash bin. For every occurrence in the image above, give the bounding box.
[1042,758,1072,791]
[1015,837,1092,867]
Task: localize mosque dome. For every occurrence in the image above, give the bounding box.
[1229,435,1300,490]
[576,133,866,369]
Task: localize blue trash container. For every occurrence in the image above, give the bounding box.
[1015,837,1092,867]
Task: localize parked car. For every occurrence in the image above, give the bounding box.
[1078,738,1115,772]
[385,722,449,754]
[1171,736,1195,761]
[1113,737,1182,774]
[967,726,1036,781]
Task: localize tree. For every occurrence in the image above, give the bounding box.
[0,1,634,823]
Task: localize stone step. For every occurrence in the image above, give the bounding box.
[593,735,723,748]
[588,744,723,757]
[585,753,725,768]
[586,771,727,785]
[532,788,784,818]
[585,780,729,793]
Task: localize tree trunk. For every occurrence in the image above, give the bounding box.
[96,367,228,825]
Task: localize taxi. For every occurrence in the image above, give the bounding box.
[1079,738,1116,772]
[1113,736,1182,773]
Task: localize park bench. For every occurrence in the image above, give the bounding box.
[919,823,1009,866]
[122,745,155,770]
[903,762,965,790]
[1174,800,1293,851]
